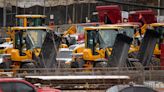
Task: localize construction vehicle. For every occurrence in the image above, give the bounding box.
[101,22,141,51]
[149,23,164,69]
[71,26,134,68]
[129,23,164,68]
[2,15,47,46]
[0,26,61,73]
[128,10,157,36]
[72,23,140,54]
[63,23,101,37]
[2,14,47,48]
[62,22,102,47]
[96,5,122,24]
[71,22,164,68]
[6,15,46,39]
[16,15,46,27]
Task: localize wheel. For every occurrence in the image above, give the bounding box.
[149,57,160,70]
[131,62,143,70]
[77,59,85,68]
[95,61,108,68]
[71,61,79,68]
[21,63,36,73]
[22,63,35,68]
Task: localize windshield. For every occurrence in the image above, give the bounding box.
[119,27,134,37]
[77,24,100,33]
[77,25,85,33]
[57,51,72,58]
[27,18,45,26]
[26,29,47,49]
[98,30,118,48]
[17,18,24,26]
[17,18,45,27]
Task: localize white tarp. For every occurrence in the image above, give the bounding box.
[0,0,97,8]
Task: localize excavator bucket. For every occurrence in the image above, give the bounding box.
[34,31,61,68]
[137,29,160,66]
[108,34,133,67]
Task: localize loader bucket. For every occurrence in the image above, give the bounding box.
[137,29,160,66]
[108,34,133,67]
[34,31,61,68]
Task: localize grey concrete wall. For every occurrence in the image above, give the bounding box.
[160,0,164,15]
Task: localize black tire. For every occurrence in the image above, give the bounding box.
[150,57,160,70]
[95,61,108,68]
[21,63,35,73]
[132,62,143,70]
[22,63,35,68]
[71,61,79,68]
[77,59,85,68]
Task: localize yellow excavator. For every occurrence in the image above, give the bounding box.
[0,14,48,57]
[71,26,134,68]
[4,15,46,40]
[0,26,61,73]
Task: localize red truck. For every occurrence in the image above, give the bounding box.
[129,10,157,24]
[96,5,122,24]
[0,78,61,92]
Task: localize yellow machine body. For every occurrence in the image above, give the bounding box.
[3,27,51,71]
[72,26,126,68]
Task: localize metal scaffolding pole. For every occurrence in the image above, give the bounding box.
[160,0,164,15]
[72,3,75,23]
[87,2,90,19]
[3,0,6,27]
[43,0,46,15]
[158,0,160,16]
[80,3,83,23]
[65,0,68,24]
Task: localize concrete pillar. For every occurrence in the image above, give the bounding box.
[3,0,6,27]
[160,0,164,15]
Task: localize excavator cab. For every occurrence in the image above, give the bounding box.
[101,23,141,51]
[71,26,133,68]
[1,27,51,72]
[13,27,47,56]
[16,15,46,27]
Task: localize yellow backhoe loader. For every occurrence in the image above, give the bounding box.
[71,26,134,68]
[0,26,61,73]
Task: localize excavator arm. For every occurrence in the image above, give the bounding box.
[62,25,76,37]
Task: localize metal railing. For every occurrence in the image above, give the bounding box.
[1,66,163,90]
[0,66,163,80]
